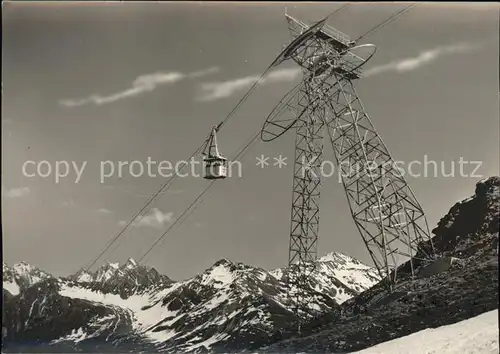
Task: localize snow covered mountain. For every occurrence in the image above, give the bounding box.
[2,252,380,352]
[271,252,381,304]
[66,258,173,299]
[3,261,52,296]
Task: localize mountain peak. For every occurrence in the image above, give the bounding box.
[123,258,138,269]
[94,262,120,282]
[107,262,120,269]
[212,258,233,267]
[13,261,35,270]
[11,261,52,277]
[477,176,500,185]
[318,252,347,262]
[317,252,363,266]
[475,176,500,198]
[72,268,93,282]
[78,258,173,294]
[3,261,52,291]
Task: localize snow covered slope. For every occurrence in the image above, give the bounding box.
[352,309,499,354]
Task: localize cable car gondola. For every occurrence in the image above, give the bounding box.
[201,125,227,180]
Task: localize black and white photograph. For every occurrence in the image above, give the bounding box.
[2,1,499,353]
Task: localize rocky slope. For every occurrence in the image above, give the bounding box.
[2,252,380,352]
[263,176,499,353]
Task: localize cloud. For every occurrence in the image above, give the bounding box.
[198,67,302,101]
[60,66,219,107]
[118,208,173,229]
[200,42,484,99]
[188,67,221,78]
[4,187,30,198]
[364,42,483,78]
[97,208,113,214]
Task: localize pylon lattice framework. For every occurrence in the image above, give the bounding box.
[262,13,436,322]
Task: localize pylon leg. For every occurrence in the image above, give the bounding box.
[287,80,324,326]
[320,74,435,289]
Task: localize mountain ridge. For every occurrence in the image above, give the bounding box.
[2,251,380,352]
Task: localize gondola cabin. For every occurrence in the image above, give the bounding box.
[202,125,227,180]
[203,154,227,179]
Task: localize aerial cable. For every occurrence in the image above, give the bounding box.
[138,181,215,264]
[329,2,350,18]
[139,130,262,263]
[84,66,276,271]
[217,63,279,131]
[83,6,333,270]
[141,197,204,264]
[83,144,206,271]
[294,2,350,35]
[85,67,271,270]
[355,3,416,43]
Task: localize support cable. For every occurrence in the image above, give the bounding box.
[139,131,261,263]
[355,3,416,43]
[84,65,274,271]
[82,4,367,271]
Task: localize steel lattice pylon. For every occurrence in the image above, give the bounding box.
[261,12,436,324]
[321,77,435,288]
[286,85,324,323]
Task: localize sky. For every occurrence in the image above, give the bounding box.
[2,2,499,280]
